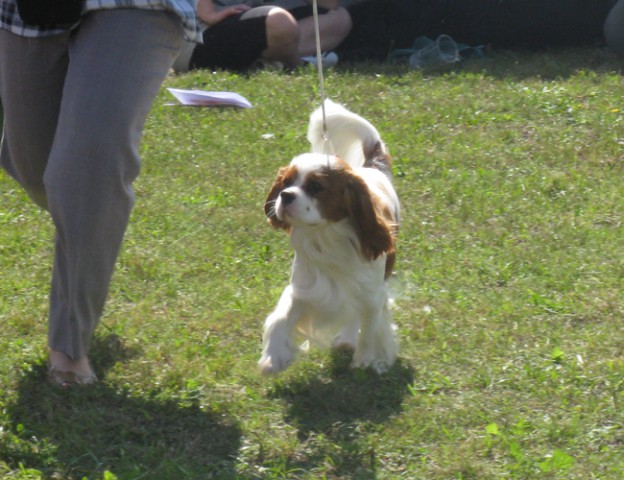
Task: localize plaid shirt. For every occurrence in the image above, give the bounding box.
[0,0,201,41]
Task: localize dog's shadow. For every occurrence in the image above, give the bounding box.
[267,351,413,476]
[269,350,414,436]
[4,334,242,479]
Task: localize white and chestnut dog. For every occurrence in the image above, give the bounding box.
[259,99,400,375]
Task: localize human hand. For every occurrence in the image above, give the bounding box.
[221,4,252,16]
[198,1,251,26]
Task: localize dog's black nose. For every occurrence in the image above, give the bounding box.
[280,190,296,205]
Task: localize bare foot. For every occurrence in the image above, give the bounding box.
[48,349,97,386]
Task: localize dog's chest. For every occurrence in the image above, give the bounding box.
[290,222,362,275]
[288,225,385,307]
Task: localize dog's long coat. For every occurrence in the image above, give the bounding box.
[259,100,400,374]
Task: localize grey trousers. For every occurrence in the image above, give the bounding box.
[0,10,184,360]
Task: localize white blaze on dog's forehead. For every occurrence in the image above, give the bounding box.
[290,153,340,176]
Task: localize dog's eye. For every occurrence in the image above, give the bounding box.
[306,180,325,195]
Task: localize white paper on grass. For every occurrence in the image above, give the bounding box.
[167,88,252,108]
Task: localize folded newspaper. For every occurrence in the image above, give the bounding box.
[167,88,252,108]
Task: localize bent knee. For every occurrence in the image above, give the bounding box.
[328,7,353,37]
[266,8,299,44]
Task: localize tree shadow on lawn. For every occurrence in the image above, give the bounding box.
[3,334,242,480]
[269,350,414,477]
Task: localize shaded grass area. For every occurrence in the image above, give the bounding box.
[1,47,623,478]
[3,337,242,479]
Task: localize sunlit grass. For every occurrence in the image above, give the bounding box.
[1,47,623,479]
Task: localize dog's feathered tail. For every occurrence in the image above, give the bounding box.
[307,99,390,170]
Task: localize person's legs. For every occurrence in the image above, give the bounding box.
[0,30,70,209]
[0,31,81,377]
[43,9,183,373]
[262,8,300,66]
[190,10,267,70]
[187,5,350,71]
[296,7,352,56]
[1,10,183,382]
[172,39,197,73]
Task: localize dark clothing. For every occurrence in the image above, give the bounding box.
[190,5,328,71]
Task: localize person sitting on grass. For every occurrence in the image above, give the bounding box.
[172,0,352,72]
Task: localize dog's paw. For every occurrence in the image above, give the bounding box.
[351,350,376,371]
[258,345,295,375]
[351,343,396,374]
[351,320,397,374]
[350,354,391,374]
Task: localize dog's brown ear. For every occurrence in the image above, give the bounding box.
[264,167,292,231]
[363,140,392,175]
[343,172,395,262]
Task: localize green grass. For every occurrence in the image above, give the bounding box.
[1,46,623,479]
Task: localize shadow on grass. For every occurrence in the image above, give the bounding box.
[2,334,242,480]
[268,351,414,478]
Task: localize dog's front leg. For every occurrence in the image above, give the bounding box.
[258,286,308,374]
[351,299,397,374]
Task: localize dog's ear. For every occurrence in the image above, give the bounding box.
[264,167,292,231]
[343,172,395,262]
[363,140,393,176]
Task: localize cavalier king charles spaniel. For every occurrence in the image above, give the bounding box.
[259,99,400,374]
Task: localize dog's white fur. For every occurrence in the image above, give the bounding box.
[259,100,400,374]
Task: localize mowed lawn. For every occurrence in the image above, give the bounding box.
[1,46,623,479]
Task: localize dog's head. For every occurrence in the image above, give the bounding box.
[264,153,396,262]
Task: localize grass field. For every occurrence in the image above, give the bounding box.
[1,46,623,479]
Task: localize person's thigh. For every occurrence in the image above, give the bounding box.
[0,30,70,207]
[43,9,185,360]
[44,9,184,200]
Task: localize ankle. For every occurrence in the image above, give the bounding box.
[48,349,93,376]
